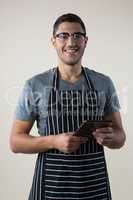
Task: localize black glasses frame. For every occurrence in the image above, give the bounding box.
[55,32,86,40]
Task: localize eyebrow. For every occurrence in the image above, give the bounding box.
[55,32,86,36]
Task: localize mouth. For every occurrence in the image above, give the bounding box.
[64,48,79,54]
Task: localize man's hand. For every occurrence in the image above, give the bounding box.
[92,112,126,149]
[53,133,87,153]
[92,127,114,146]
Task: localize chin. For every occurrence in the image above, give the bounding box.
[63,59,81,66]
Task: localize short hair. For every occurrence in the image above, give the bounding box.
[53,13,86,36]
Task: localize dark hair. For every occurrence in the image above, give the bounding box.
[53,13,86,36]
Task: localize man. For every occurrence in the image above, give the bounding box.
[10,13,126,200]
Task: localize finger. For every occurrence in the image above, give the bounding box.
[96,137,103,145]
[66,144,80,153]
[96,133,113,140]
[79,137,88,142]
[95,127,113,133]
[72,136,87,143]
[97,138,111,146]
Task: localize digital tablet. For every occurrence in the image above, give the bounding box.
[74,120,112,138]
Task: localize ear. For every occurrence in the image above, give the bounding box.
[85,36,88,46]
[85,36,88,44]
[51,37,56,48]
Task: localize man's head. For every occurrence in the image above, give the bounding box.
[53,13,86,36]
[51,13,88,66]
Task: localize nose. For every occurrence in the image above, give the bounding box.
[67,36,76,46]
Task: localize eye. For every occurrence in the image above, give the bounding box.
[73,33,81,39]
[56,33,69,39]
[73,33,86,39]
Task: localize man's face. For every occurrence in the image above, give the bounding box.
[52,22,88,66]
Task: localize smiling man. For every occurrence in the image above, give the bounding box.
[10,13,126,200]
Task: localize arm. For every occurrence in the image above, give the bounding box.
[10,120,55,153]
[93,112,126,149]
[10,120,87,154]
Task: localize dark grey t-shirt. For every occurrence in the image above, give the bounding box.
[14,67,120,134]
[58,73,88,90]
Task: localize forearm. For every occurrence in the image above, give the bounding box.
[10,133,55,154]
[104,129,126,149]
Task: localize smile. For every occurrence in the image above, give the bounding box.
[64,48,79,54]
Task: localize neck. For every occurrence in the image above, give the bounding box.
[58,63,83,81]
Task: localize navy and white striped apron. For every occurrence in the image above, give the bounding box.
[28,67,112,200]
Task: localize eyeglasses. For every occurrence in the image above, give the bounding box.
[55,32,86,42]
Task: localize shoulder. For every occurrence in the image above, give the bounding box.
[84,67,114,92]
[85,67,112,83]
[25,68,56,91]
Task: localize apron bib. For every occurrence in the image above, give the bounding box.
[28,67,112,200]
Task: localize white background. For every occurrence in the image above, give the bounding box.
[0,0,132,199]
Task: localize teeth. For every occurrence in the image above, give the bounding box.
[65,49,78,53]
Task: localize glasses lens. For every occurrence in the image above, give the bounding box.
[73,32,85,39]
[56,33,69,39]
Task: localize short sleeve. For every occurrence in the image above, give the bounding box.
[14,80,37,121]
[104,77,120,114]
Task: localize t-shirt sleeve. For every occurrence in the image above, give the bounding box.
[14,80,37,121]
[104,77,120,114]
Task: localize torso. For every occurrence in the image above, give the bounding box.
[28,67,112,200]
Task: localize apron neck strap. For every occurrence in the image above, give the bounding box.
[82,67,95,90]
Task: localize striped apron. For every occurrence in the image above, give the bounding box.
[28,67,112,200]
